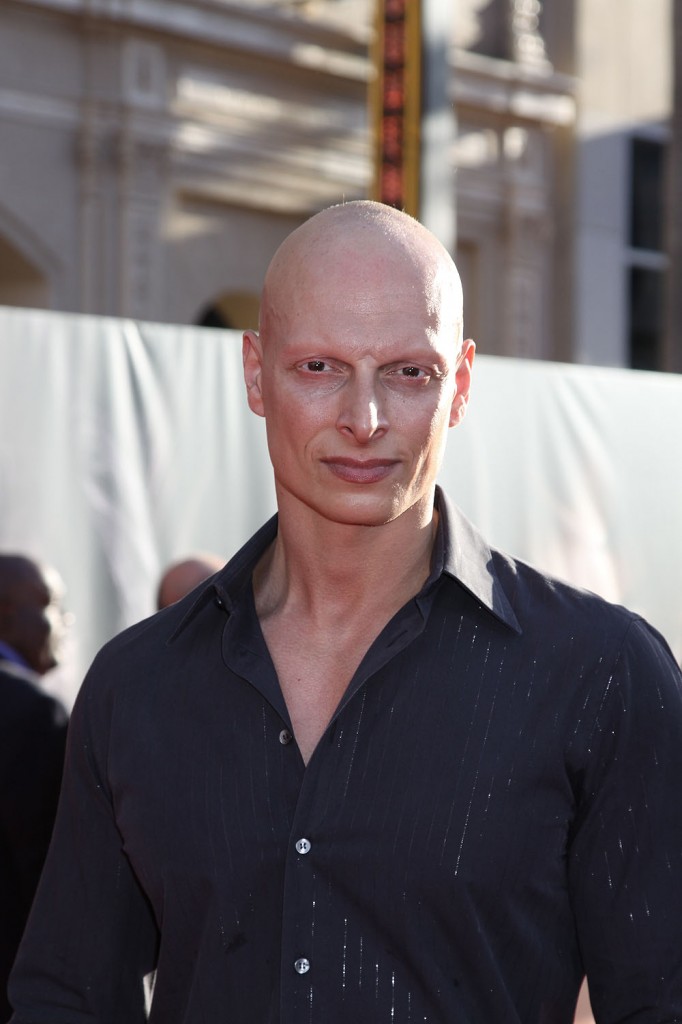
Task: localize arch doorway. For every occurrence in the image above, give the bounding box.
[196,291,260,331]
[0,235,49,309]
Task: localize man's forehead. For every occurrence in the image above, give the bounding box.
[270,239,460,313]
[267,298,462,371]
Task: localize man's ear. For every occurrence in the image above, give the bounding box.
[449,338,475,428]
[242,330,265,418]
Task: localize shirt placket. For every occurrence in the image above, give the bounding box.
[279,747,324,1022]
[277,607,431,1023]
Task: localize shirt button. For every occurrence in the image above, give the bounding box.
[295,838,311,855]
[279,729,293,745]
[294,957,310,975]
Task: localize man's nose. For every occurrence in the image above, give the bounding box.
[336,376,388,442]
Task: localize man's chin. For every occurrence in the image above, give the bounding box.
[315,491,408,529]
[37,654,59,676]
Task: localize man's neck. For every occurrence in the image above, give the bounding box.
[253,492,438,627]
[252,490,440,765]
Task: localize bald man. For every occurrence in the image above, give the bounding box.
[156,554,225,610]
[9,203,682,1023]
[0,555,69,1020]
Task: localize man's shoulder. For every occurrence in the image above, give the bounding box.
[88,520,276,688]
[90,589,204,677]
[1,658,50,701]
[493,544,631,618]
[487,543,672,666]
[439,491,643,650]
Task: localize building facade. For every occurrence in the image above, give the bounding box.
[0,0,677,369]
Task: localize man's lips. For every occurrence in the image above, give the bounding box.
[322,458,398,484]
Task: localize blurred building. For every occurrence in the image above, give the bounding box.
[0,0,678,370]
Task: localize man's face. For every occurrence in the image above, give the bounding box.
[243,239,474,529]
[2,565,68,675]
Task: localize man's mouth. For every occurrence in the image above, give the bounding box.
[322,458,398,484]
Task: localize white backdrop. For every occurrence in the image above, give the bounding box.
[1,305,681,707]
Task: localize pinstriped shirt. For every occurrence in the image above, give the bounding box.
[10,489,682,1024]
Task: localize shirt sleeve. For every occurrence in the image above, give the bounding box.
[7,660,159,1024]
[567,618,682,1024]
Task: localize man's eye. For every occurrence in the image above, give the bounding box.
[400,366,425,378]
[304,360,327,372]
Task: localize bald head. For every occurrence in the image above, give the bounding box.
[157,554,225,610]
[242,200,475,530]
[0,553,67,675]
[259,200,463,349]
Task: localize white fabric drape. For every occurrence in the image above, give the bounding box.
[1,305,680,706]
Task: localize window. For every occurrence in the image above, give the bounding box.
[630,139,665,251]
[627,137,668,370]
[629,267,664,371]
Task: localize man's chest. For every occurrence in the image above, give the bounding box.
[260,619,380,766]
[107,633,577,928]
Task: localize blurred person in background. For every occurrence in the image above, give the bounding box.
[0,554,69,1021]
[156,553,225,610]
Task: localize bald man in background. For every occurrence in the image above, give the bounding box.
[156,554,225,610]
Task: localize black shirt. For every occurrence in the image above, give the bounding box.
[9,490,682,1023]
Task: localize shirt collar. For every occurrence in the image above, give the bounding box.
[430,488,521,634]
[166,515,278,644]
[168,486,521,643]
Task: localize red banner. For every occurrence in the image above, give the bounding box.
[371,0,421,215]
